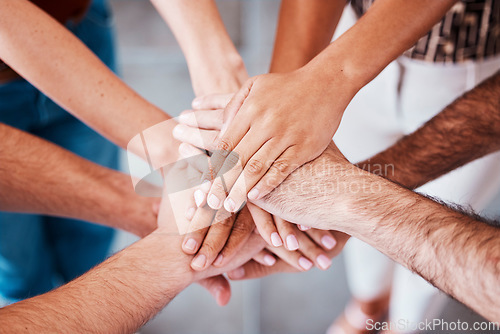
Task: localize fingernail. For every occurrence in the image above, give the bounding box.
[298,225,311,231]
[286,235,299,251]
[179,143,192,158]
[264,254,276,266]
[192,98,201,109]
[208,194,221,209]
[201,180,211,192]
[185,207,195,220]
[316,254,332,270]
[214,254,223,266]
[271,232,283,247]
[191,254,207,269]
[194,190,205,207]
[178,113,189,123]
[321,235,337,250]
[224,197,236,212]
[248,188,260,200]
[299,257,313,271]
[184,238,197,252]
[229,267,245,279]
[172,124,184,138]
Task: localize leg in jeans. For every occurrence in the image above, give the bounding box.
[0,0,118,303]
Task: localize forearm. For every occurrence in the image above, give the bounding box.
[270,0,345,73]
[0,233,190,333]
[304,0,457,92]
[151,0,247,96]
[0,0,177,160]
[0,123,157,237]
[359,71,500,189]
[257,146,500,320]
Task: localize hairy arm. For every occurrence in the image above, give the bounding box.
[270,0,346,73]
[0,123,157,237]
[151,0,247,96]
[359,71,500,189]
[0,0,177,161]
[256,144,500,321]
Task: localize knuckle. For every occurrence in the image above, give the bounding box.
[271,160,290,175]
[246,159,264,175]
[217,138,234,154]
[211,180,227,195]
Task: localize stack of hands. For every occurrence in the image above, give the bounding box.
[150,92,349,306]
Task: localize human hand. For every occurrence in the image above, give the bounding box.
[227,231,350,280]
[179,68,355,216]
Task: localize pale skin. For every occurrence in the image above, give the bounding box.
[155,0,337,270]
[194,0,458,218]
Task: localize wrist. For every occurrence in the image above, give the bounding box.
[187,50,247,96]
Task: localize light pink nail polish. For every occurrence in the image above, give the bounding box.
[208,194,221,209]
[271,232,283,247]
[224,198,236,212]
[286,235,299,251]
[321,235,337,250]
[184,238,197,252]
[194,190,205,207]
[264,254,276,266]
[191,254,207,269]
[298,257,313,271]
[316,254,332,270]
[185,207,195,220]
[248,188,260,200]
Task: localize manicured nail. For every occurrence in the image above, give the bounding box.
[248,188,260,200]
[214,254,223,266]
[208,194,221,209]
[172,124,184,138]
[271,232,283,247]
[192,98,201,109]
[224,197,236,212]
[298,225,311,231]
[264,254,276,266]
[194,190,205,207]
[191,254,207,269]
[316,254,332,270]
[229,267,245,279]
[200,180,211,192]
[178,143,193,158]
[286,235,299,251]
[298,257,313,271]
[184,238,197,252]
[178,113,189,123]
[321,235,337,250]
[185,207,195,220]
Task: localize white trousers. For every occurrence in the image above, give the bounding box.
[333,8,500,330]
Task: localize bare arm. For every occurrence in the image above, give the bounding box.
[270,0,346,73]
[255,144,500,321]
[0,162,266,333]
[359,71,500,189]
[0,123,157,237]
[0,0,177,161]
[151,0,247,96]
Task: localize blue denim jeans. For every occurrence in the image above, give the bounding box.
[0,0,118,304]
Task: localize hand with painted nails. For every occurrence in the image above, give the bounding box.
[227,231,350,281]
[179,67,353,219]
[174,102,339,252]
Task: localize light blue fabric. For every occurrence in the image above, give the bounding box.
[0,0,118,304]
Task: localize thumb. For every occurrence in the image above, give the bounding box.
[197,275,232,306]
